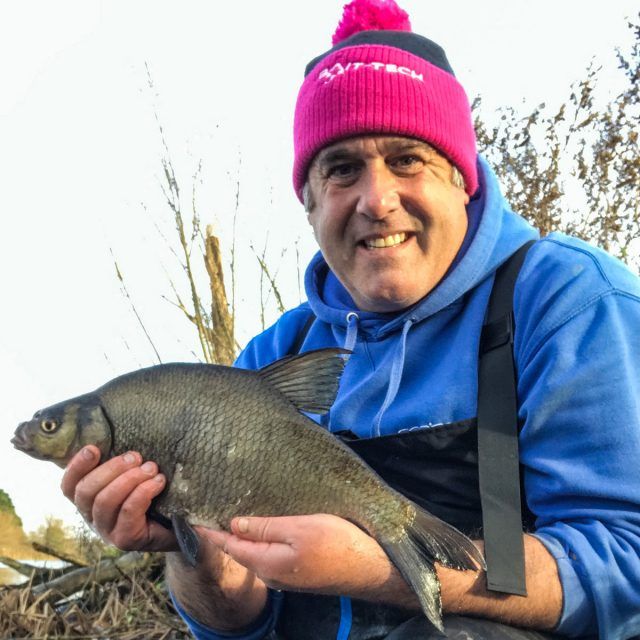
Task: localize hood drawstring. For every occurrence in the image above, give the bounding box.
[372,316,416,437]
[344,312,359,353]
[326,312,360,432]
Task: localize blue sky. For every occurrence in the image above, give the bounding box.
[1,0,637,533]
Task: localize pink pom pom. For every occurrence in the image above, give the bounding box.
[332,0,412,45]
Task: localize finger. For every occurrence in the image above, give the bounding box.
[110,474,175,551]
[197,525,297,582]
[73,451,142,521]
[196,527,261,556]
[60,446,102,500]
[196,526,232,550]
[92,461,161,534]
[215,533,293,574]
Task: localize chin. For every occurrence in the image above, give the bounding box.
[359,291,423,313]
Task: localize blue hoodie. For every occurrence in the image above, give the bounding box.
[176,157,640,639]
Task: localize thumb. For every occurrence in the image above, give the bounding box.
[231,515,292,543]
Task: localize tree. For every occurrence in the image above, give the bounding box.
[0,489,22,528]
[474,14,640,272]
[28,516,76,556]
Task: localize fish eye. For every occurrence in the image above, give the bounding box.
[40,419,59,433]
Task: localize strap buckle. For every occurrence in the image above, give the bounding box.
[480,313,514,355]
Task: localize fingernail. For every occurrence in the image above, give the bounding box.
[141,461,155,473]
[153,474,165,484]
[123,452,136,464]
[81,447,95,460]
[237,517,249,533]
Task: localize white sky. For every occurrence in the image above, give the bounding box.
[0,0,637,534]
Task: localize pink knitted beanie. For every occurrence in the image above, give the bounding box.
[293,0,478,200]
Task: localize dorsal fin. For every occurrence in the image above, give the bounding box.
[258,348,350,414]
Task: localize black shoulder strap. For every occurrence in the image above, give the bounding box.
[290,311,316,355]
[477,239,536,596]
[292,241,535,595]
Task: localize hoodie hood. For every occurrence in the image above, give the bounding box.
[305,156,539,339]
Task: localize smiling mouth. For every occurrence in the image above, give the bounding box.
[363,232,408,249]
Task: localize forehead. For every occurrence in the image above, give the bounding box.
[313,136,436,166]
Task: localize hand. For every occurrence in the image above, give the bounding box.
[61,445,178,552]
[200,513,403,598]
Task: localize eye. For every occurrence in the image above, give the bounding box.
[40,419,59,434]
[326,162,359,181]
[391,155,423,172]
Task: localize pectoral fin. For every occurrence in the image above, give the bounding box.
[172,514,200,567]
[148,508,172,530]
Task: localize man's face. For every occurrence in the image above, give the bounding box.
[306,136,470,313]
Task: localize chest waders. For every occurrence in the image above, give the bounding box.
[273,241,561,640]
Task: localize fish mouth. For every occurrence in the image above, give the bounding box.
[11,423,33,453]
[11,430,50,462]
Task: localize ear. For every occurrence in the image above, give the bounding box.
[306,207,319,240]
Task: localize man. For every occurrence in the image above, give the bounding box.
[61,1,640,638]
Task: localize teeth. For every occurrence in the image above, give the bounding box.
[365,232,407,249]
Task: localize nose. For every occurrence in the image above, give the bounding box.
[356,165,400,220]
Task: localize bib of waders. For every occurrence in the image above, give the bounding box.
[275,241,536,640]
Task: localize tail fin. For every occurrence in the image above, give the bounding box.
[379,506,485,632]
[408,505,485,571]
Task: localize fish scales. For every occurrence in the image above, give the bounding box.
[100,363,398,532]
[12,348,485,632]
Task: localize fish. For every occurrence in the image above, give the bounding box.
[12,348,484,631]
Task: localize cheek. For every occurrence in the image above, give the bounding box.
[428,197,467,239]
[448,209,469,246]
[35,424,77,460]
[309,209,344,247]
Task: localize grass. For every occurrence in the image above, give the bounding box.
[0,513,190,638]
[0,563,190,639]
